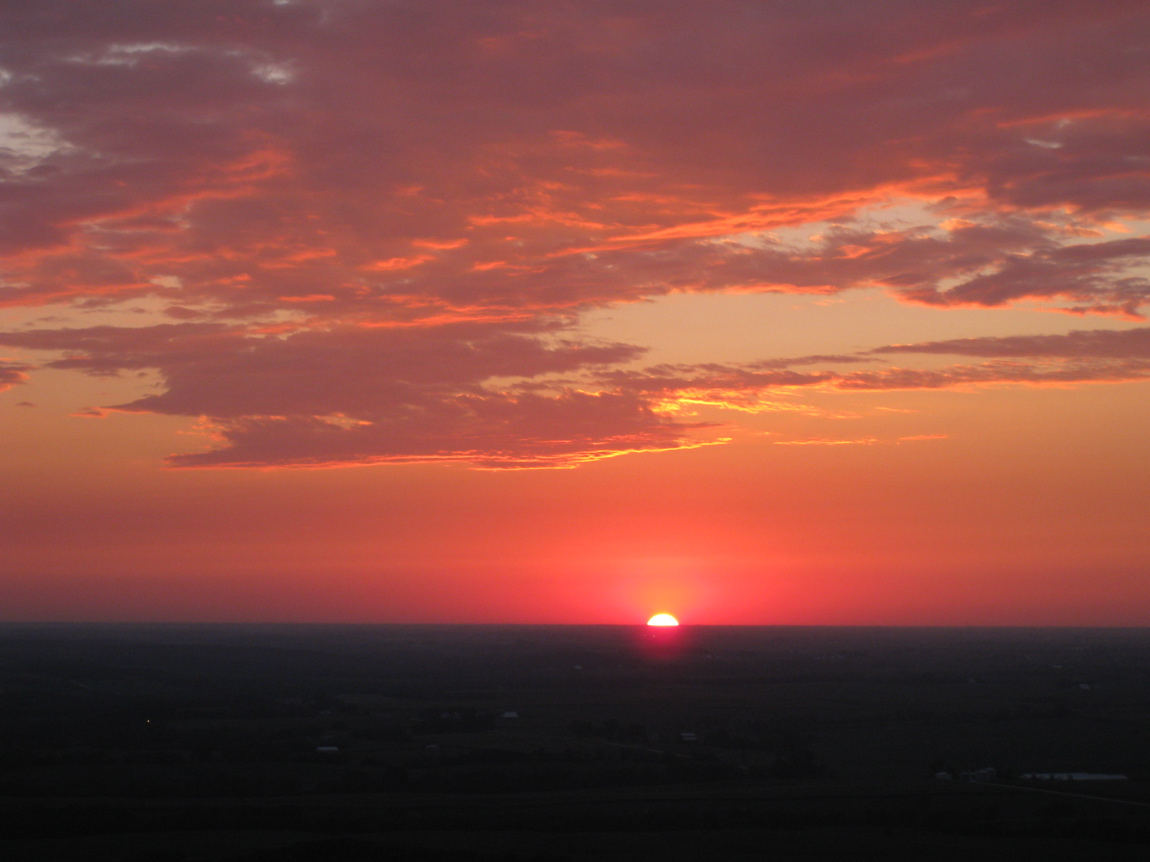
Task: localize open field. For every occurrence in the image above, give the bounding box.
[4,624,1150,859]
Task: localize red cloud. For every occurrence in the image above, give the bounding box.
[2,1,1148,317]
[0,321,692,467]
[606,347,1150,400]
[2,1,1150,466]
[0,361,33,391]
[873,326,1150,358]
[897,236,1150,318]
[833,359,1150,390]
[2,318,1147,466]
[166,390,701,470]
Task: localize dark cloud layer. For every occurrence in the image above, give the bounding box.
[2,1,1150,466]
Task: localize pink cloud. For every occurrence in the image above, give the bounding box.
[873,326,1150,358]
[2,1,1150,466]
[2,318,1147,466]
[1,1,1148,317]
[0,361,33,391]
[0,321,690,467]
[167,390,701,470]
[606,345,1150,399]
[833,359,1150,390]
[898,236,1150,318]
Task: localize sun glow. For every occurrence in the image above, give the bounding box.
[646,613,679,626]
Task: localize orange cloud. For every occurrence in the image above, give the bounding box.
[2,0,1150,469]
[364,255,435,271]
[0,361,33,391]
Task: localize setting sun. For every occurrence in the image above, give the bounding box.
[646,613,679,627]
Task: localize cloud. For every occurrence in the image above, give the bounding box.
[605,346,1150,400]
[0,360,32,391]
[873,326,1150,358]
[770,435,944,445]
[773,437,883,447]
[0,321,641,397]
[834,359,1150,390]
[2,0,1148,317]
[2,317,1147,466]
[167,390,705,470]
[897,236,1150,318]
[850,326,1150,389]
[2,1,1150,466]
[0,321,702,467]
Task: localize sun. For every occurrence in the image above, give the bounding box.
[646,613,679,626]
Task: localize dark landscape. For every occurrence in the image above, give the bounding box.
[4,624,1150,860]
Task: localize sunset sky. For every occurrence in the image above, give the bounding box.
[2,0,1149,624]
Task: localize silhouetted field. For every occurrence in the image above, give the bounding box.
[3,624,1150,860]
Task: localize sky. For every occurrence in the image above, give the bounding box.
[2,0,1149,625]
